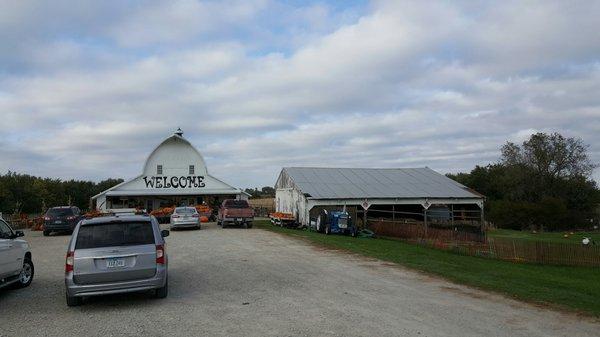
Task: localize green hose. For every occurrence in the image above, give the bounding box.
[358,229,375,238]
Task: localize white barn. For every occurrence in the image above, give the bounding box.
[275,167,484,227]
[92,129,247,211]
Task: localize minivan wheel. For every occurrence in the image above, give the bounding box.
[43,230,50,236]
[66,293,82,307]
[15,258,34,288]
[155,278,168,299]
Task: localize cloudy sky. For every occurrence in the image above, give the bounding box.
[1,0,599,188]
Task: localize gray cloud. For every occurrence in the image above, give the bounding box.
[0,0,598,188]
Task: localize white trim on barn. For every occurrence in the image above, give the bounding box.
[91,130,249,211]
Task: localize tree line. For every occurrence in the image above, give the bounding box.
[0,171,277,215]
[447,133,599,231]
[1,132,597,230]
[0,172,123,215]
[243,186,276,199]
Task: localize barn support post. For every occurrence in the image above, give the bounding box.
[480,204,485,234]
[392,204,395,222]
[451,204,454,227]
[424,208,428,235]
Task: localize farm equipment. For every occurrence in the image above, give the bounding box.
[269,212,299,228]
[315,209,358,237]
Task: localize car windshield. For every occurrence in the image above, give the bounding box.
[46,208,74,217]
[175,207,196,214]
[224,200,249,208]
[75,222,155,249]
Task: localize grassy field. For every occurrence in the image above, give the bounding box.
[488,228,599,245]
[255,220,600,316]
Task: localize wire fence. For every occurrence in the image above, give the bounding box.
[2,213,43,229]
[487,237,600,267]
[368,219,485,242]
[369,220,600,267]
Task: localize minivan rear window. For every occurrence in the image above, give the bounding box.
[47,208,74,217]
[75,222,155,249]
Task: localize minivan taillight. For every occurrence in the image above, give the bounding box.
[156,245,166,265]
[65,251,74,273]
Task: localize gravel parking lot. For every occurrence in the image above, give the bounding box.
[1,222,598,337]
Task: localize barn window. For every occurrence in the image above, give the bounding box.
[189,165,195,175]
[157,165,163,175]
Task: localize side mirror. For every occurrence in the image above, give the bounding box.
[14,230,24,238]
[161,230,170,238]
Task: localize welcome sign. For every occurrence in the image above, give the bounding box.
[143,176,206,189]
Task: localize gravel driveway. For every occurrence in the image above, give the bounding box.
[1,222,598,337]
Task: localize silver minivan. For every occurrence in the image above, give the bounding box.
[64,214,169,306]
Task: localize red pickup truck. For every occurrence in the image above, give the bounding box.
[217,199,254,228]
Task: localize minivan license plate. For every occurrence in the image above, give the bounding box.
[106,258,125,268]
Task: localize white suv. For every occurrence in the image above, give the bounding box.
[0,218,34,290]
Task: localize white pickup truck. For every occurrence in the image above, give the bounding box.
[0,217,34,290]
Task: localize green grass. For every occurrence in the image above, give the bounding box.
[255,220,600,316]
[488,228,599,244]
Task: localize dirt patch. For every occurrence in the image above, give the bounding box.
[439,285,486,299]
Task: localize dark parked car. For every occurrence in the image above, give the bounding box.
[43,206,82,236]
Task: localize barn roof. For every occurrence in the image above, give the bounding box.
[279,167,482,200]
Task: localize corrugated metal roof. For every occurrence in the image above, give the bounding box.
[282,167,482,200]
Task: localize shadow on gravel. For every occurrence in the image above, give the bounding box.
[46,231,73,236]
[77,291,157,309]
[66,265,211,310]
[169,227,201,231]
